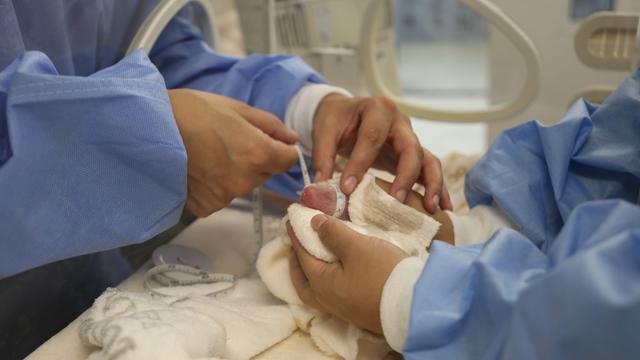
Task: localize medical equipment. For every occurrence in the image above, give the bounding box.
[363,0,541,122]
[126,0,218,55]
[485,0,640,140]
[236,0,402,96]
[237,0,541,123]
[127,0,270,297]
[571,12,640,104]
[153,244,213,271]
[143,145,310,297]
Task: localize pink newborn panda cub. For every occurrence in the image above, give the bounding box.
[300,179,349,219]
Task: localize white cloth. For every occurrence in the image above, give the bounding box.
[379,256,425,352]
[79,279,297,360]
[257,174,440,359]
[447,205,515,246]
[284,84,353,156]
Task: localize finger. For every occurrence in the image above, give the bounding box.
[287,222,330,282]
[311,120,339,182]
[341,98,395,194]
[259,137,299,174]
[420,149,444,213]
[439,183,454,211]
[237,105,299,144]
[289,251,325,311]
[311,215,362,263]
[388,118,423,203]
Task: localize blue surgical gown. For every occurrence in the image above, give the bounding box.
[0,0,324,279]
[404,70,640,359]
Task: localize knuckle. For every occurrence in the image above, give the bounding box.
[317,220,332,240]
[263,111,280,124]
[364,127,385,148]
[414,144,424,159]
[424,151,442,167]
[371,96,397,113]
[401,113,412,125]
[249,148,270,167]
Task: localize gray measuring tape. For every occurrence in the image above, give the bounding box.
[144,145,311,297]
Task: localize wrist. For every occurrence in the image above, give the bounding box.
[284,84,352,155]
[432,211,454,246]
[380,256,425,352]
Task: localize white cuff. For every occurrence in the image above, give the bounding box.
[447,205,515,246]
[380,256,425,352]
[284,84,352,156]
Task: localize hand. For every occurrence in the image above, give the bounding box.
[288,215,408,334]
[169,89,299,217]
[312,94,452,213]
[373,178,455,246]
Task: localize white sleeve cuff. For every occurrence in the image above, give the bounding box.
[380,256,425,352]
[447,205,515,246]
[284,84,352,155]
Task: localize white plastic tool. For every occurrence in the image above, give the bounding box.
[569,12,640,106]
[126,0,217,55]
[575,12,640,72]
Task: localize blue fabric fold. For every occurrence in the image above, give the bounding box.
[405,69,640,359]
[0,50,187,278]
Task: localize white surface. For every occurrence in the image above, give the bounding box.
[447,205,515,247]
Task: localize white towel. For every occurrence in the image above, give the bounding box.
[79,278,297,360]
[257,174,440,359]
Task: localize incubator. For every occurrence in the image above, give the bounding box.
[236,0,640,136]
[25,1,640,359]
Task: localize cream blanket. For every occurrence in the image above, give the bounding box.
[256,175,440,359]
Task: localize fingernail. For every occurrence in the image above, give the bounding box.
[343,176,357,193]
[432,195,440,209]
[314,171,323,182]
[311,215,328,231]
[394,189,407,203]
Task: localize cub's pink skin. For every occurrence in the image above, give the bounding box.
[300,180,349,219]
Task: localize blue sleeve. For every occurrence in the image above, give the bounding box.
[0,50,187,278]
[464,69,640,249]
[150,9,326,120]
[149,9,327,199]
[404,200,640,360]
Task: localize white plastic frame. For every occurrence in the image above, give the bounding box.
[126,0,217,56]
[361,0,541,122]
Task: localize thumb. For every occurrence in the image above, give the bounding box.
[311,215,363,262]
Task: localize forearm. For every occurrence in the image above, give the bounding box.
[0,51,186,278]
